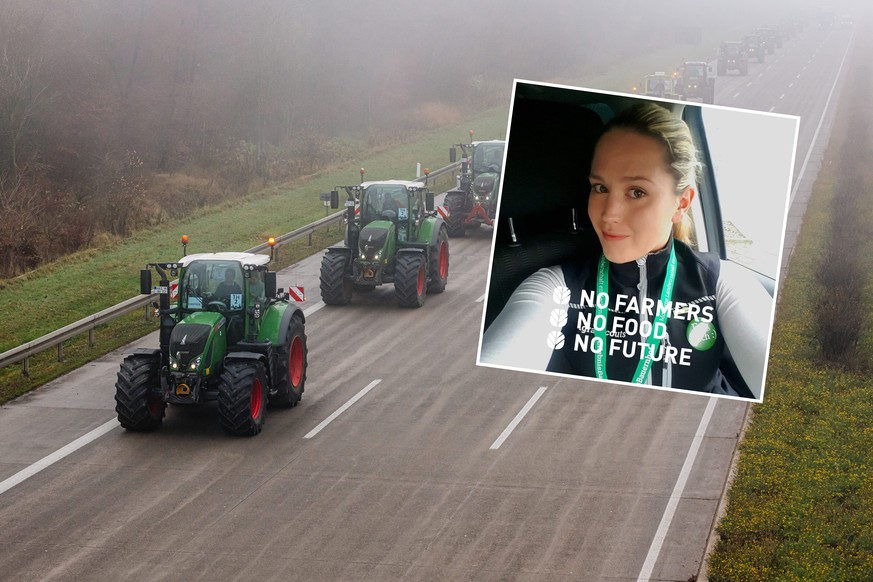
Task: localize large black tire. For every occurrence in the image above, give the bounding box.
[394,252,427,308]
[428,226,449,294]
[115,354,165,431]
[444,192,466,238]
[320,252,352,305]
[218,360,268,436]
[270,316,307,408]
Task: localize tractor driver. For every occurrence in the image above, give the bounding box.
[215,268,243,308]
[381,188,407,217]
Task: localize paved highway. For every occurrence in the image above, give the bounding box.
[0,25,855,581]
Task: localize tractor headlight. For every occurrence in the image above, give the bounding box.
[189,355,202,371]
[169,355,179,370]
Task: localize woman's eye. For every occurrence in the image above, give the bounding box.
[591,183,607,194]
[628,188,646,199]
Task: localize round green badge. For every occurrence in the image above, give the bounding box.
[686,320,717,351]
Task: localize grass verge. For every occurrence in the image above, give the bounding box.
[705,33,873,581]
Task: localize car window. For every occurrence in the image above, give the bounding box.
[700,107,797,279]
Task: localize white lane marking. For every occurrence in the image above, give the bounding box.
[0,419,119,497]
[303,301,325,317]
[732,92,740,98]
[303,379,382,439]
[745,82,752,87]
[636,397,717,582]
[788,83,794,88]
[780,93,785,100]
[490,386,548,450]
[791,29,853,203]
[476,293,486,303]
[769,106,776,112]
[796,73,801,78]
[0,298,330,498]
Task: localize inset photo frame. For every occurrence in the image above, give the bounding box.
[477,80,799,402]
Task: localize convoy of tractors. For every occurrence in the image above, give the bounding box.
[113,9,840,437]
[635,16,819,104]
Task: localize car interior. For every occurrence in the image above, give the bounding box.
[482,81,765,399]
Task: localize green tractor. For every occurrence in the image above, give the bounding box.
[444,136,505,237]
[676,61,715,104]
[717,41,749,75]
[115,244,307,436]
[743,34,765,64]
[639,71,680,98]
[319,179,449,308]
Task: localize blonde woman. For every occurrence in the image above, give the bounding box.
[480,103,771,398]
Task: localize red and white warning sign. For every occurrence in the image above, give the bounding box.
[287,286,305,302]
[436,205,449,219]
[170,279,179,299]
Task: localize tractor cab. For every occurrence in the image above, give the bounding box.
[471,141,505,176]
[359,180,430,245]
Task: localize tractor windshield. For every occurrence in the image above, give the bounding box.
[646,77,666,92]
[685,64,706,78]
[181,260,245,313]
[472,142,505,175]
[726,43,742,55]
[361,185,409,224]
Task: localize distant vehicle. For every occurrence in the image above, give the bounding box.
[840,14,854,28]
[320,179,449,308]
[676,61,715,104]
[640,72,679,99]
[817,7,835,29]
[445,139,505,237]
[744,34,766,64]
[718,41,749,76]
[756,27,777,53]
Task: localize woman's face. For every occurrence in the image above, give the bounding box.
[588,128,693,264]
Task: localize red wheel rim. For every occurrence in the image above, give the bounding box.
[251,377,263,419]
[148,397,163,417]
[438,241,448,279]
[417,262,425,295]
[289,336,303,387]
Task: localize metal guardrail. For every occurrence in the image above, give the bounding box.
[0,161,461,376]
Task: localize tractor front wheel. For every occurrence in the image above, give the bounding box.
[270,317,307,408]
[445,192,467,238]
[320,252,352,305]
[395,253,427,308]
[428,227,449,294]
[115,354,165,431]
[218,361,268,436]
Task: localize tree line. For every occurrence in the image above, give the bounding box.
[0,0,735,277]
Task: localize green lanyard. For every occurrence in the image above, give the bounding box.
[594,246,677,383]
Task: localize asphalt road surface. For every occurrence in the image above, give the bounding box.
[0,25,855,582]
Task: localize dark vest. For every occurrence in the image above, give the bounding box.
[548,238,734,394]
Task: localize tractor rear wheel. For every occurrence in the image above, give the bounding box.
[445,192,467,238]
[115,354,165,431]
[218,360,268,436]
[270,317,307,408]
[320,252,352,305]
[395,253,427,308]
[428,227,449,294]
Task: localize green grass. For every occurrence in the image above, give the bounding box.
[706,45,873,581]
